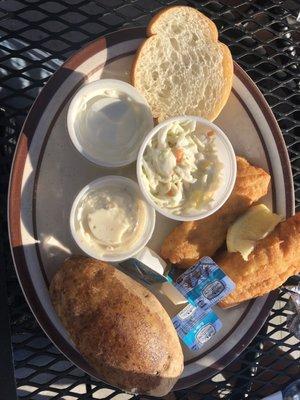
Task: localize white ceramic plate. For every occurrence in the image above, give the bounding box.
[8,28,294,390]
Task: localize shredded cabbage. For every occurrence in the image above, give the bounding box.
[142,120,223,215]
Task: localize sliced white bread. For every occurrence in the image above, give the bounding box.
[132,6,233,122]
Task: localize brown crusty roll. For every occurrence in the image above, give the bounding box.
[50,256,184,396]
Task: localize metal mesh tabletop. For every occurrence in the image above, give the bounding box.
[0,0,299,399]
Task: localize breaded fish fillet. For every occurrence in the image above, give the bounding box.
[161,157,271,268]
[218,213,300,307]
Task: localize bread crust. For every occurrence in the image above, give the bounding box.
[50,256,183,396]
[147,6,218,40]
[131,6,233,121]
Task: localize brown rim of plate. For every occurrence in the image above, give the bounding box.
[8,27,294,389]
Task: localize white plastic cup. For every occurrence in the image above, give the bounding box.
[67,79,154,168]
[70,176,156,262]
[137,116,237,222]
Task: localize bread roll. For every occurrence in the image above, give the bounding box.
[132,6,233,122]
[50,256,183,396]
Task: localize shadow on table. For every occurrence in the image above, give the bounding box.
[172,338,299,400]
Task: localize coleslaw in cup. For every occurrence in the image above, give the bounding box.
[137,116,236,221]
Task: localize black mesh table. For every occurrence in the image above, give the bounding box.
[0,1,299,399]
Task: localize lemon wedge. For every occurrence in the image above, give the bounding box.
[226,204,283,260]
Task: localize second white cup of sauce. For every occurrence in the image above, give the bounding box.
[70,176,156,262]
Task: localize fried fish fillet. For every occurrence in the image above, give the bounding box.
[218,213,300,307]
[160,157,271,268]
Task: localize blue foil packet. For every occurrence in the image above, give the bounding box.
[172,304,222,351]
[172,256,235,311]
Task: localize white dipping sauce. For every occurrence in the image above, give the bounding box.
[67,80,154,167]
[70,177,156,262]
[75,185,146,256]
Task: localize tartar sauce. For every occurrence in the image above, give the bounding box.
[141,120,223,216]
[72,182,148,259]
[68,79,154,167]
